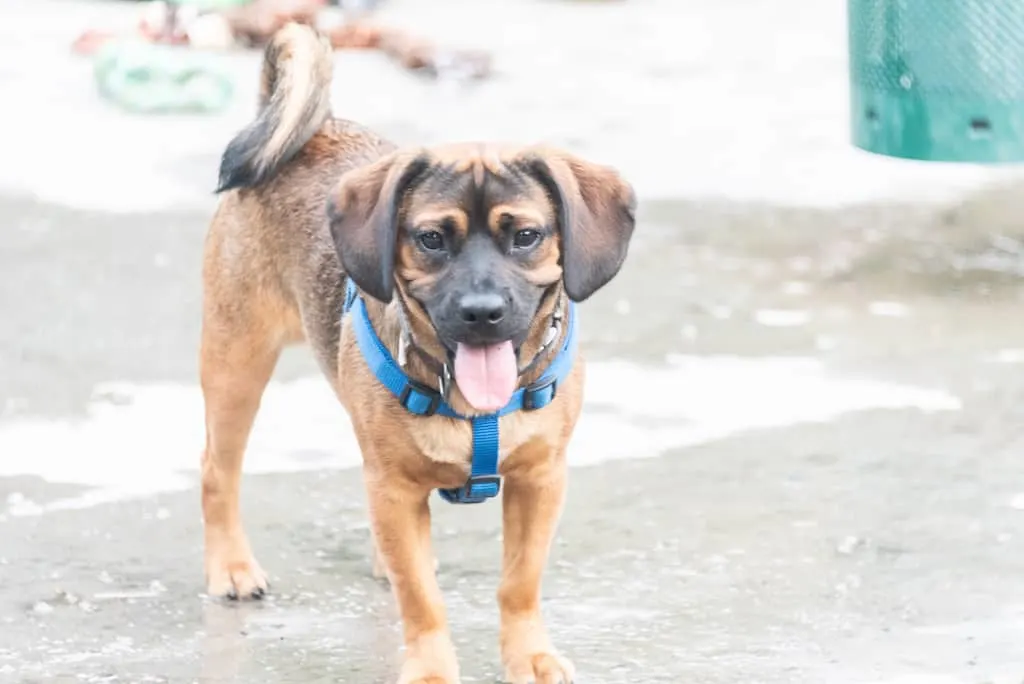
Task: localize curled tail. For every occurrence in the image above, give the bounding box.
[216,23,333,193]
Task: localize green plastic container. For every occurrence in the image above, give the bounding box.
[848,0,1024,163]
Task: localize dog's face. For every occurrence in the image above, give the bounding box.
[387,155,568,351]
[327,144,636,409]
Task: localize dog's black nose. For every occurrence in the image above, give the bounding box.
[458,292,507,326]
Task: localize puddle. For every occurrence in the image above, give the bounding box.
[0,356,960,515]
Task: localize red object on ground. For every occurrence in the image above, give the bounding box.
[71,30,118,56]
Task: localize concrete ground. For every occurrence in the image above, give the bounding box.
[3,1,1024,683]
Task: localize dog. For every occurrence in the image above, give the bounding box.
[200,23,636,684]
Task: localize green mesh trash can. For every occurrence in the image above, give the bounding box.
[849,0,1024,163]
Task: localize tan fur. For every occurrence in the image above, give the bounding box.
[488,205,550,231]
[200,23,634,684]
[407,206,470,236]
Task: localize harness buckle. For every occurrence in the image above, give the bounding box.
[343,279,359,313]
[438,363,452,403]
[398,381,442,417]
[438,475,502,504]
[522,377,557,411]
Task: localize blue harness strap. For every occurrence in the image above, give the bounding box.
[342,279,578,504]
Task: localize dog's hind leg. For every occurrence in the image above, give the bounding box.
[199,246,294,600]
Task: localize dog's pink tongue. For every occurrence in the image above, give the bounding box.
[453,341,517,412]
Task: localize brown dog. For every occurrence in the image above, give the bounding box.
[200,23,636,684]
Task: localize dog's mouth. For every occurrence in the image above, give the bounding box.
[450,341,518,412]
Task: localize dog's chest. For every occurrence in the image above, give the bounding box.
[411,411,548,469]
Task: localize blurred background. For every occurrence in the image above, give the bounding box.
[2,0,1024,682]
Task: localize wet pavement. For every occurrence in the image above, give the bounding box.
[4,1,1024,683]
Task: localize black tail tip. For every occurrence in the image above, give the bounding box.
[215,159,257,194]
[215,124,268,193]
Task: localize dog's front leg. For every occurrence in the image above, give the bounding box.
[367,470,460,684]
[498,446,575,684]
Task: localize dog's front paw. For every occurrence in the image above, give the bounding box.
[503,651,575,684]
[397,660,459,684]
[205,531,268,600]
[397,632,460,684]
[501,618,575,683]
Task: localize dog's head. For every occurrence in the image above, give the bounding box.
[327,144,636,411]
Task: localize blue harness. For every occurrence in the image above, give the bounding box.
[342,279,578,504]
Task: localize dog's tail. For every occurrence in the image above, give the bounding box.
[216,23,333,193]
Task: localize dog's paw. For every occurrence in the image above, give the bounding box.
[396,633,460,684]
[205,536,269,600]
[503,651,575,684]
[397,661,459,684]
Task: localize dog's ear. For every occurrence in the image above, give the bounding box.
[524,150,637,302]
[327,151,432,303]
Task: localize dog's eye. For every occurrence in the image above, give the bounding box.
[418,231,445,251]
[513,229,541,249]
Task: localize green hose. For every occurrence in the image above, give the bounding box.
[93,38,234,114]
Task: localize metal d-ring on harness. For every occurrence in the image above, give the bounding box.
[342,279,579,504]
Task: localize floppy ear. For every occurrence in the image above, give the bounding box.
[525,150,637,302]
[326,151,431,303]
